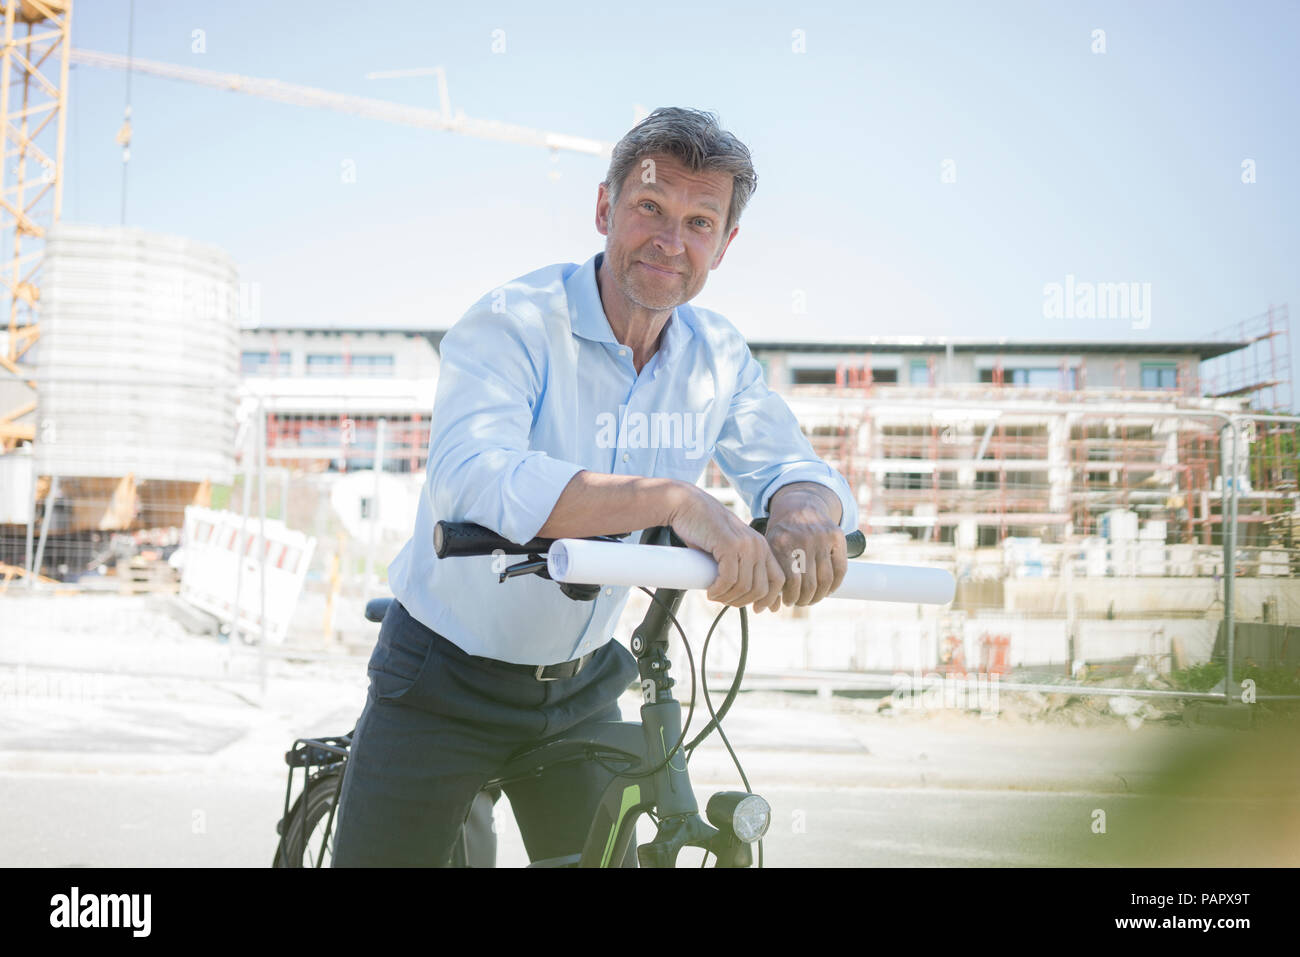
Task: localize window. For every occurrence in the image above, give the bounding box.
[909,359,930,385]
[351,354,395,377]
[306,354,345,376]
[791,366,898,386]
[980,367,1076,389]
[884,470,932,490]
[240,350,291,376]
[792,368,837,385]
[1141,363,1178,389]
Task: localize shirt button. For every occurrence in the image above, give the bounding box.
[605,588,612,596]
[622,453,629,462]
[618,348,627,357]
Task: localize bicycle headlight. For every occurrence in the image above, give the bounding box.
[706,791,771,843]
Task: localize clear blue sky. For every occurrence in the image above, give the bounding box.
[64,0,1299,386]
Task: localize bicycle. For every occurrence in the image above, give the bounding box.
[273,517,951,867]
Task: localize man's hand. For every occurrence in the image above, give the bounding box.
[761,483,847,611]
[667,485,785,611]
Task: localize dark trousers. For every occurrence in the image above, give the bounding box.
[331,599,640,867]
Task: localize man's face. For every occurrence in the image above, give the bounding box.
[596,152,739,313]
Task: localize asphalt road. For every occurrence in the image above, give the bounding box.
[3,662,1295,867]
[3,767,1289,868]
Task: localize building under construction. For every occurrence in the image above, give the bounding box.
[229,310,1300,554]
[738,306,1296,558]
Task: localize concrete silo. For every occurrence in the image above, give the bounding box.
[26,224,239,557]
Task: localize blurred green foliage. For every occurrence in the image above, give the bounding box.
[1171,660,1300,695]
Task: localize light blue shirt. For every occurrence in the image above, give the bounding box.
[387,251,859,666]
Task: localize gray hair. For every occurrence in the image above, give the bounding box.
[602,107,757,236]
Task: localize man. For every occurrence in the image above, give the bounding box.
[331,107,859,867]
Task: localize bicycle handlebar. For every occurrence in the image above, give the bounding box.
[433,521,566,558]
[434,519,864,560]
[433,520,953,604]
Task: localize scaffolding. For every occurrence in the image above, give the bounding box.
[1200,305,1293,413]
[782,310,1297,551]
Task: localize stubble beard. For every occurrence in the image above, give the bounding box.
[610,244,694,313]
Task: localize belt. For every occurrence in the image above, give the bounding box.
[470,648,598,682]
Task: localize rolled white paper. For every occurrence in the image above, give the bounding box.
[547,539,955,605]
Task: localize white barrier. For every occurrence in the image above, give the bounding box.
[179,505,316,645]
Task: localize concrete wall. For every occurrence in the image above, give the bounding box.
[617,586,1241,676]
[1005,577,1300,622]
[752,347,1206,392]
[240,329,439,381]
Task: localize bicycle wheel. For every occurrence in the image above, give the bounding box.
[274,768,344,868]
[273,767,479,867]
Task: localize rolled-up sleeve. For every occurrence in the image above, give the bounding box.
[711,343,859,534]
[425,302,585,544]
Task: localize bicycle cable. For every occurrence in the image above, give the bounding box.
[589,586,697,780]
[694,604,763,868]
[592,589,764,867]
[684,602,748,756]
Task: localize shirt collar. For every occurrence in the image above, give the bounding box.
[566,252,618,344]
[565,251,694,370]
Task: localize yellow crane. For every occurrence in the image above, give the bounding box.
[0,0,71,451]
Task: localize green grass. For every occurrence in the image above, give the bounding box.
[205,483,284,519]
[351,557,388,579]
[1170,660,1300,696]
[210,484,233,510]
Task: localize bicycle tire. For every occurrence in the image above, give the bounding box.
[274,768,344,868]
[273,767,476,867]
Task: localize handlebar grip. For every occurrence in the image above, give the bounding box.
[433,521,556,558]
[750,517,866,559]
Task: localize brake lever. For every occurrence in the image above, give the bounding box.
[499,555,550,582]
[498,553,601,602]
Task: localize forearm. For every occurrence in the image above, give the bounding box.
[536,470,694,539]
[768,481,843,525]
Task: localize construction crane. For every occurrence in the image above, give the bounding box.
[0,25,613,452]
[70,48,614,157]
[0,0,71,452]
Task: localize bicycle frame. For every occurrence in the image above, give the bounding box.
[481,702,739,867]
[479,526,756,867]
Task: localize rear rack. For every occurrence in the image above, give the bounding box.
[283,733,352,770]
[275,733,352,859]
